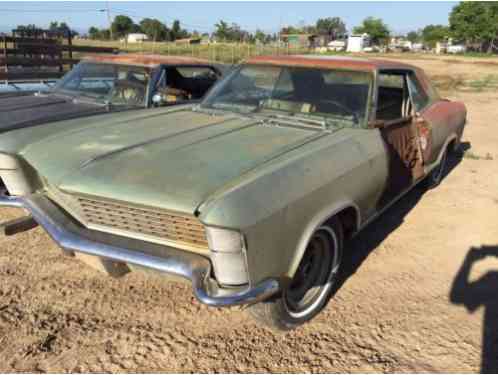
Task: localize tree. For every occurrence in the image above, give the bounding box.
[170,19,189,40]
[254,29,267,44]
[214,20,231,41]
[139,18,168,41]
[88,26,110,40]
[281,25,305,35]
[353,17,390,45]
[111,15,136,39]
[449,2,498,52]
[49,21,59,32]
[406,31,421,44]
[422,24,449,48]
[229,23,249,42]
[48,21,73,36]
[88,26,100,39]
[315,17,346,40]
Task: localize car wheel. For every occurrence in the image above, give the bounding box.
[423,147,448,189]
[248,217,343,331]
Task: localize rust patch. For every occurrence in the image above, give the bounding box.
[82,53,212,68]
[246,55,417,72]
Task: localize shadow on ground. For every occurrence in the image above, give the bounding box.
[450,245,498,373]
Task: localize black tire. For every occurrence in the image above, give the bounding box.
[248,217,343,331]
[422,146,448,189]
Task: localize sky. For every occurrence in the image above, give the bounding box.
[0,1,457,35]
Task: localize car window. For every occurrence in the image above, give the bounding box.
[407,73,430,111]
[376,72,408,121]
[176,67,218,79]
[202,65,372,128]
[60,63,115,94]
[151,66,220,104]
[379,74,404,89]
[55,62,149,107]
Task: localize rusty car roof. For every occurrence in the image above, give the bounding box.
[82,54,213,68]
[245,55,417,72]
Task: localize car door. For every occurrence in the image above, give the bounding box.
[406,70,446,166]
[372,70,426,207]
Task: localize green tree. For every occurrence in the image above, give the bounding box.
[254,29,267,44]
[139,18,168,41]
[214,20,231,41]
[281,25,305,35]
[88,26,110,40]
[49,21,73,36]
[88,26,100,39]
[406,31,421,44]
[353,17,390,45]
[170,19,189,40]
[449,2,498,52]
[111,15,136,39]
[421,24,449,48]
[315,17,346,39]
[49,21,59,32]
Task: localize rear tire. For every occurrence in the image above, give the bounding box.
[248,217,343,331]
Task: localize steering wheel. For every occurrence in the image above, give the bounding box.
[320,99,359,124]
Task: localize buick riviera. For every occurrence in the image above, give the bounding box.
[0,56,466,330]
[0,54,222,132]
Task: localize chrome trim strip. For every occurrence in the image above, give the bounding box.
[0,192,279,307]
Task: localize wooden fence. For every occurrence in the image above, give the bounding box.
[1,30,118,82]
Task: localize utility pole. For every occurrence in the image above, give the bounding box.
[106,1,113,40]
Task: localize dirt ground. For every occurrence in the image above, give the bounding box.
[0,55,497,373]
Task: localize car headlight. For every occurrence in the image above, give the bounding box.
[0,153,33,196]
[205,226,249,286]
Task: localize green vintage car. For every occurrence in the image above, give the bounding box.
[0,55,466,330]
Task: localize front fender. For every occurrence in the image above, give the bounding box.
[287,200,360,278]
[198,129,386,285]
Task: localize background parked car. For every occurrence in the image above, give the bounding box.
[0,54,222,133]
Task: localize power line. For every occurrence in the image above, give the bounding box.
[0,8,103,13]
[110,8,278,34]
[0,6,280,35]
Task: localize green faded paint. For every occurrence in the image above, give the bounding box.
[0,61,467,287]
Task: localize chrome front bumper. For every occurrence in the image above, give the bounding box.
[0,192,279,307]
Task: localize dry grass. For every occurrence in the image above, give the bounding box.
[74,39,310,64]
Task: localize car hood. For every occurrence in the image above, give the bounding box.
[0,93,104,132]
[20,109,322,214]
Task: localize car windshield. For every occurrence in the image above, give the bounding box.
[201,64,372,128]
[53,62,150,107]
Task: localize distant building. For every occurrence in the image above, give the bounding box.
[347,34,370,53]
[435,42,448,54]
[447,44,466,54]
[412,43,424,52]
[389,36,412,51]
[126,33,148,44]
[327,40,346,52]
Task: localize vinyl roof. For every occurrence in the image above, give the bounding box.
[246,55,418,72]
[82,54,213,68]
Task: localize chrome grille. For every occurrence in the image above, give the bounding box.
[77,197,208,250]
